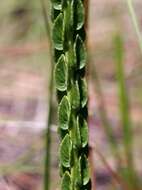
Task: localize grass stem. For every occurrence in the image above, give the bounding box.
[126,0,142,53]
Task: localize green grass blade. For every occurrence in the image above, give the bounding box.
[40,1,54,190]
[126,0,142,53]
[114,34,139,189]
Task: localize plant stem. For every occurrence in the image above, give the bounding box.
[40,1,54,190]
[126,0,142,53]
[52,0,91,189]
[114,34,139,189]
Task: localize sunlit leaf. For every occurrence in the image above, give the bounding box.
[79,118,88,148]
[80,78,88,107]
[61,172,71,190]
[63,2,73,51]
[75,159,82,187]
[74,117,82,148]
[53,13,63,50]
[52,0,62,10]
[66,43,76,68]
[80,155,90,185]
[60,134,72,168]
[54,54,68,91]
[58,96,71,130]
[75,35,87,69]
[69,81,80,109]
[74,0,85,30]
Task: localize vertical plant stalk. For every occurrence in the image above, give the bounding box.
[114,35,139,189]
[40,0,53,190]
[52,0,91,189]
[126,0,142,53]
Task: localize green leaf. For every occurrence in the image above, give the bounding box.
[75,35,87,69]
[58,96,71,130]
[80,118,88,148]
[69,81,80,109]
[74,117,81,148]
[53,13,63,50]
[63,2,73,51]
[54,54,68,91]
[52,0,62,10]
[75,160,82,187]
[80,155,90,185]
[74,0,85,30]
[61,172,71,190]
[80,78,88,107]
[59,134,72,168]
[66,43,76,68]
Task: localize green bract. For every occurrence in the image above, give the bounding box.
[61,172,71,190]
[75,0,85,30]
[53,13,63,50]
[81,155,90,185]
[54,54,68,91]
[78,117,88,148]
[58,96,71,130]
[66,43,76,68]
[75,35,87,69]
[52,0,62,10]
[63,2,73,51]
[80,78,88,108]
[69,81,80,110]
[59,134,72,168]
[52,0,91,189]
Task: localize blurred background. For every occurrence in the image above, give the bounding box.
[0,0,142,190]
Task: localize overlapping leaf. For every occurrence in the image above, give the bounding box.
[75,160,82,187]
[69,81,80,109]
[54,54,68,91]
[75,35,87,69]
[80,155,90,185]
[63,1,73,51]
[74,0,85,30]
[80,78,88,107]
[80,118,88,148]
[59,134,72,168]
[58,96,71,130]
[66,43,76,68]
[52,0,62,10]
[74,117,82,148]
[53,13,63,50]
[61,172,71,190]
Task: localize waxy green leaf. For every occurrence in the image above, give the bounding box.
[61,172,71,190]
[60,134,72,168]
[80,155,90,185]
[53,13,63,50]
[63,2,73,50]
[74,117,82,148]
[80,78,88,107]
[58,96,71,130]
[75,35,87,69]
[80,118,88,148]
[69,81,80,109]
[52,0,62,10]
[66,43,76,68]
[54,54,68,91]
[75,0,85,30]
[75,160,82,187]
